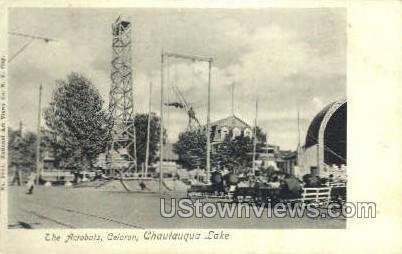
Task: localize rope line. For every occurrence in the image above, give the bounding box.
[8,38,35,63]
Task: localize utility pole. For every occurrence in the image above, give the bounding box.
[206,59,212,182]
[19,121,23,136]
[159,51,165,192]
[35,84,42,185]
[297,108,301,148]
[252,97,258,174]
[145,82,152,178]
[296,108,301,177]
[231,82,235,116]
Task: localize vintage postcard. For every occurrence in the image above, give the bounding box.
[0,1,401,254]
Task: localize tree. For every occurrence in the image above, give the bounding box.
[215,134,254,169]
[174,126,267,171]
[255,126,267,144]
[173,130,207,170]
[43,72,109,170]
[8,128,37,172]
[133,113,162,166]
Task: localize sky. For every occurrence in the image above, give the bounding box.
[8,8,346,150]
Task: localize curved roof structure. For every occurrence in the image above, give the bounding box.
[305,100,346,148]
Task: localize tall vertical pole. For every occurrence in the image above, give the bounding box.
[297,109,301,148]
[19,121,23,136]
[36,84,42,185]
[265,92,268,157]
[145,81,152,178]
[316,143,320,175]
[252,97,258,174]
[206,59,212,182]
[133,121,138,174]
[296,105,302,175]
[231,82,234,116]
[159,51,164,192]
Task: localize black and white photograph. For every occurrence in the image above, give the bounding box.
[6,7,349,229]
[2,1,402,254]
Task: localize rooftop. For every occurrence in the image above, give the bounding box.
[305,99,347,148]
[210,115,251,129]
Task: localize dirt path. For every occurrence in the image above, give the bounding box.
[8,186,346,229]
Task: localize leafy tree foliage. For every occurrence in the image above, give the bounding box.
[173,130,207,170]
[213,135,253,169]
[8,128,37,172]
[43,73,109,170]
[133,113,162,166]
[174,126,267,171]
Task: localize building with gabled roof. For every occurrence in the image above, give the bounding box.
[209,115,253,143]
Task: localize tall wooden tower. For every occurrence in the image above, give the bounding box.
[107,16,137,173]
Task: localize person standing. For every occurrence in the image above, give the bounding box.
[10,165,22,186]
[26,171,36,195]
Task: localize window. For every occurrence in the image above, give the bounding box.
[244,128,252,138]
[221,127,229,140]
[232,127,241,139]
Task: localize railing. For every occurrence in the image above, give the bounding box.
[295,187,332,205]
[41,170,74,182]
[327,182,347,188]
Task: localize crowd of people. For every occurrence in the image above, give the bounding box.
[205,164,347,200]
